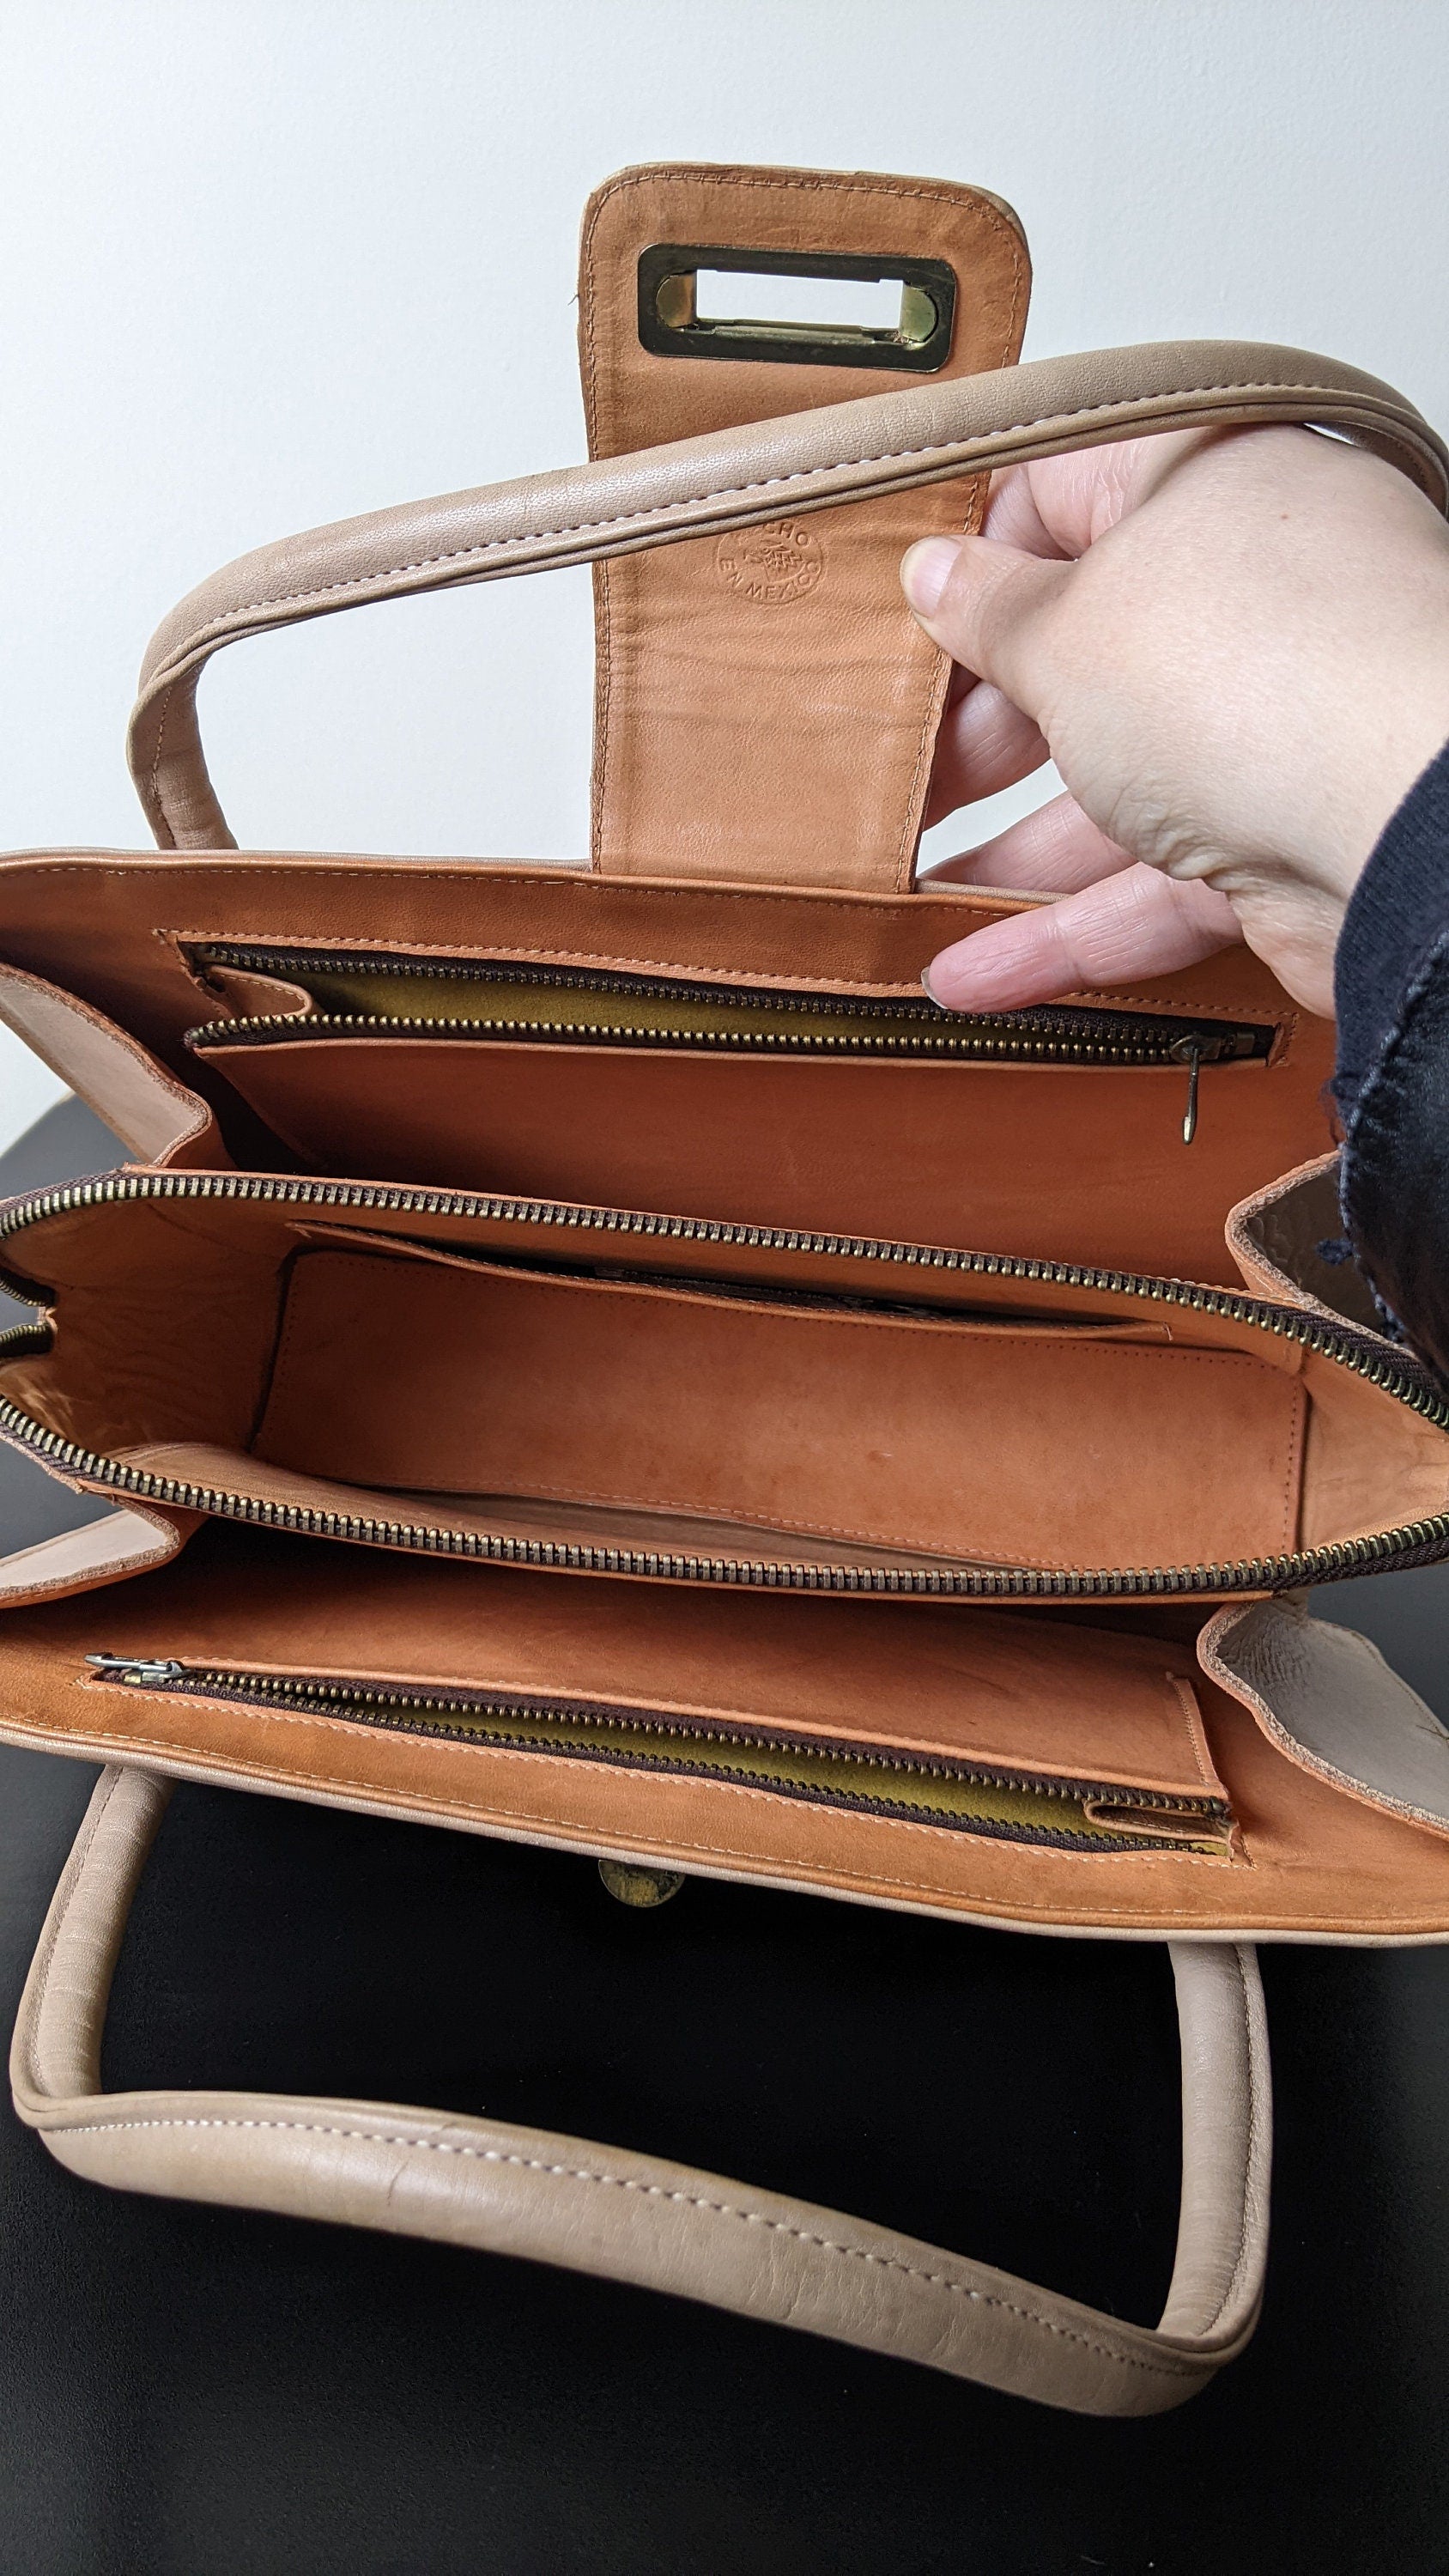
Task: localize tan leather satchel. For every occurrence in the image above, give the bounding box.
[4,164,1449,2418]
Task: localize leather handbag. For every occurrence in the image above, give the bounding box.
[4,163,1449,2418]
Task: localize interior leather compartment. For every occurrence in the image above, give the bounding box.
[191,1025,1329,1285]
[4,1523,1449,1935]
[3,1179,1444,1593]
[248,1240,1307,1572]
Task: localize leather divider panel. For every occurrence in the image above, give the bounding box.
[579,165,1030,891]
[196,1030,1326,1287]
[249,1242,1307,1574]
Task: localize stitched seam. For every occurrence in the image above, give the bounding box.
[147,679,181,841]
[6,863,1289,1015]
[1165,1674,1221,1798]
[579,169,1028,218]
[44,2107,1196,2378]
[142,381,1386,675]
[1222,1947,1263,2324]
[579,180,613,875]
[157,911,1279,1022]
[1277,1373,1307,1553]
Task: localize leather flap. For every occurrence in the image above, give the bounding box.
[1202,1598,1449,1839]
[0,964,223,1170]
[579,163,1030,893]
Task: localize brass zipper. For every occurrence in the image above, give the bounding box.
[186,945,1275,1146]
[81,1656,1232,1855]
[1,1169,1446,1596]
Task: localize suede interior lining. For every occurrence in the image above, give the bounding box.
[246,1240,1307,1573]
[112,1444,985,1579]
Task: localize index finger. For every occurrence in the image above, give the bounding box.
[925,865,1242,1012]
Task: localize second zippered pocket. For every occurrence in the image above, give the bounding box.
[82,1656,1235,1856]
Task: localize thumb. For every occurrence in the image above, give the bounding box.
[901,532,1069,712]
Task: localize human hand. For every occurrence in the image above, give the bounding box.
[902,425,1449,1017]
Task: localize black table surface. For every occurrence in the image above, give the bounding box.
[3,1101,1448,2576]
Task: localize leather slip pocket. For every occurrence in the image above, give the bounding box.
[191,1029,1315,1287]
[248,1242,1307,1576]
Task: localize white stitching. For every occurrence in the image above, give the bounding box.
[143,380,1408,680]
[27,1764,1244,2385]
[48,2109,1202,2379]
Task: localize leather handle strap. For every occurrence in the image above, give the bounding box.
[128,338,1449,855]
[11,1766,1271,2416]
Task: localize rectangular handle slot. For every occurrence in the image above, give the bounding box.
[694,270,906,331]
[637,242,957,371]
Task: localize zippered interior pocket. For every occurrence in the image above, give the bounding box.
[55,1524,1237,1861]
[85,1656,1234,1854]
[187,945,1277,1084]
[94,1229,1307,1580]
[182,945,1307,1285]
[20,1517,1449,1930]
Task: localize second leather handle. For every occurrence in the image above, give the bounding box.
[12,1764,1271,2419]
[129,339,1449,854]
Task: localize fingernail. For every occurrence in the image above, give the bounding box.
[922,958,965,1011]
[900,537,962,620]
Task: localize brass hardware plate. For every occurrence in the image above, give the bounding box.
[597,1860,687,1908]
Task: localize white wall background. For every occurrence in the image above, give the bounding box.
[3,0,1448,1148]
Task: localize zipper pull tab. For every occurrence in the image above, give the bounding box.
[85,1655,185,1685]
[1169,1036,1203,1145]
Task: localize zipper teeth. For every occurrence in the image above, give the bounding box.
[3,1166,1447,1597]
[90,1663,1225,1852]
[197,942,1235,1023]
[176,1668,1223,1812]
[191,945,1271,1060]
[185,1010,1209,1065]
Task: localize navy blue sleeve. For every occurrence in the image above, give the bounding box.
[1334,736,1449,1375]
